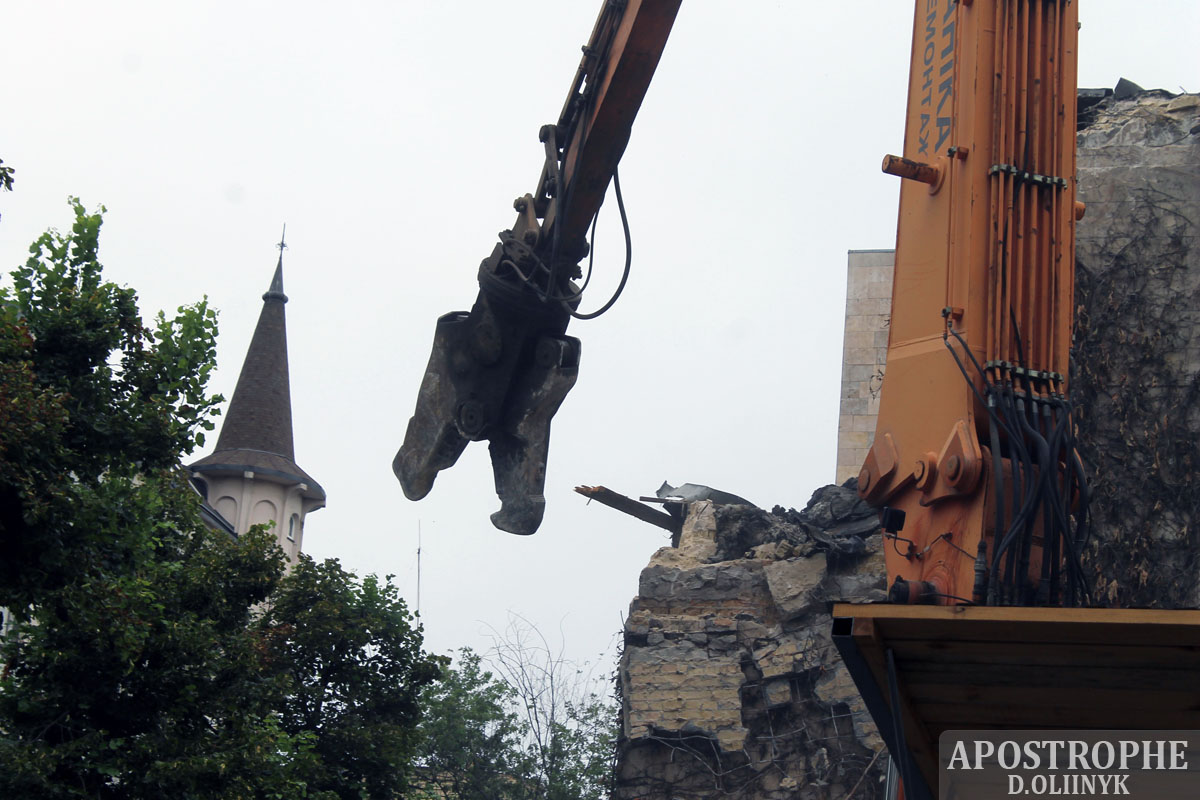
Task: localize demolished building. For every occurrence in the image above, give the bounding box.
[610,89,1200,799]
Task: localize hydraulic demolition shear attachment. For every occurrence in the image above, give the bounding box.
[393,237,581,536]
[394,0,680,535]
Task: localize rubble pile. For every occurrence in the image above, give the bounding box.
[612,484,888,800]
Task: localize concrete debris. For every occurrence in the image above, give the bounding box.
[707,480,878,564]
[1077,87,1114,130]
[1112,76,1146,100]
[763,554,827,620]
[614,482,886,800]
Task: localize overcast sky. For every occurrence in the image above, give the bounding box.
[4,1,1198,669]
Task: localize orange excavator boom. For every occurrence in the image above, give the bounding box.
[859,0,1088,609]
[394,0,679,535]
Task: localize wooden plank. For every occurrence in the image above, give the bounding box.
[832,603,1200,627]
[574,485,679,533]
[900,660,1200,691]
[886,639,1200,670]
[905,683,1200,714]
[919,701,1200,730]
[879,618,1200,648]
[832,604,1200,648]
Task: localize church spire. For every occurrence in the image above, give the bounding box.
[190,229,325,535]
[213,226,295,458]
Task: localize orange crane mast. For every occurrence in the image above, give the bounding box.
[859,0,1087,610]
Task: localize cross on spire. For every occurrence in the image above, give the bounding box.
[264,225,288,302]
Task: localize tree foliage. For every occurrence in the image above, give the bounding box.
[0,157,13,194]
[416,620,619,800]
[414,649,531,800]
[0,197,222,608]
[0,516,315,799]
[0,199,440,798]
[258,555,442,799]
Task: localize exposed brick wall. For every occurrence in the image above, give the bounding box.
[614,489,888,800]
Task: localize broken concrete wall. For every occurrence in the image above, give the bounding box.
[613,486,888,800]
[1072,91,1200,607]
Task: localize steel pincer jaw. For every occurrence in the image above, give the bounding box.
[394,280,579,535]
[393,310,473,502]
[487,334,579,534]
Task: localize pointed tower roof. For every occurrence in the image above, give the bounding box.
[190,231,325,502]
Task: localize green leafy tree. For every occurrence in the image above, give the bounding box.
[0,197,222,608]
[415,616,618,800]
[257,555,442,800]
[0,199,440,799]
[0,515,319,798]
[414,649,533,800]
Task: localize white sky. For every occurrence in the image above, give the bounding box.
[3,1,1197,667]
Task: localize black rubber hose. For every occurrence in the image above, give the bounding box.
[987,391,1006,606]
[1016,394,1049,601]
[994,383,1038,603]
[1040,423,1093,607]
[1007,394,1040,600]
[565,167,632,321]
